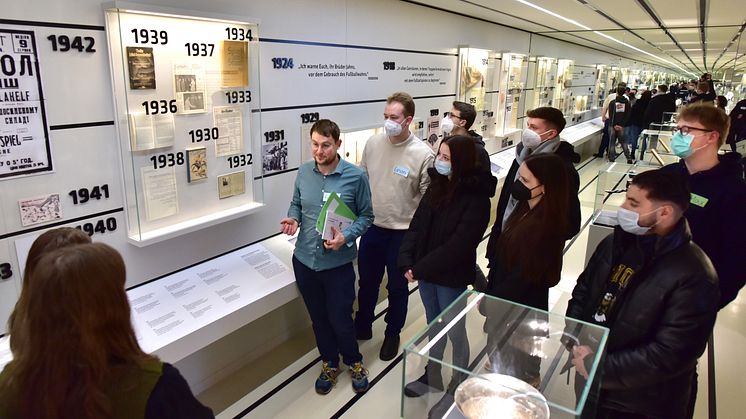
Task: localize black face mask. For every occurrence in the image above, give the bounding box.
[511,180,542,202]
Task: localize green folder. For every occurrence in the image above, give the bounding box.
[316,192,357,234]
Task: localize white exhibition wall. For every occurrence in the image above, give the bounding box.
[0,0,679,391]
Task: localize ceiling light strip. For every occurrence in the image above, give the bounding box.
[698,0,708,71]
[712,20,746,71]
[633,0,701,73]
[513,0,695,76]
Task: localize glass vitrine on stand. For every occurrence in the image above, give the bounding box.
[402,291,609,419]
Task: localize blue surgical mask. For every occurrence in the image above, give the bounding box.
[434,159,451,176]
[671,131,695,158]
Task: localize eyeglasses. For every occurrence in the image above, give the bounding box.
[672,125,712,135]
[449,113,464,120]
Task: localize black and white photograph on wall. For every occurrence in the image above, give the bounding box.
[426,115,440,152]
[175,75,197,93]
[182,92,205,112]
[174,63,206,114]
[0,29,53,179]
[186,147,208,182]
[127,46,156,89]
[18,194,62,227]
[262,142,288,174]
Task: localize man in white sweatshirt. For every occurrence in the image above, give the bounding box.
[355,92,434,361]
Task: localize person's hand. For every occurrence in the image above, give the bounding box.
[572,345,593,379]
[280,218,298,235]
[613,125,623,131]
[404,269,416,283]
[323,226,345,251]
[602,115,607,122]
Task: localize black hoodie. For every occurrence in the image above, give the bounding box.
[661,152,746,307]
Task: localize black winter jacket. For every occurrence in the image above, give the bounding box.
[661,153,746,307]
[642,93,677,128]
[398,168,496,288]
[486,140,581,261]
[566,221,719,418]
[727,99,746,145]
[469,130,492,175]
[608,95,631,127]
[625,96,650,127]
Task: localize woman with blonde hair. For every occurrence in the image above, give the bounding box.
[0,242,213,419]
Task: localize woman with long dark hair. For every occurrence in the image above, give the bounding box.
[398,135,496,406]
[483,152,570,387]
[486,152,570,309]
[0,243,213,419]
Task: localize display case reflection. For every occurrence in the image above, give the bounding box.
[402,291,609,419]
[554,59,575,117]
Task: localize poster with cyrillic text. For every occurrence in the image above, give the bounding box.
[0,29,52,179]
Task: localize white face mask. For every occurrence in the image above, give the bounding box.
[441,116,455,134]
[521,129,551,149]
[384,119,403,137]
[617,207,660,235]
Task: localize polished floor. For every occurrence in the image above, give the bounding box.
[199,155,745,419]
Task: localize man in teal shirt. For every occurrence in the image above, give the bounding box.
[280,119,374,395]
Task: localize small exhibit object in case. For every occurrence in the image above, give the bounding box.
[217,170,245,199]
[187,147,208,182]
[127,46,156,89]
[18,194,62,227]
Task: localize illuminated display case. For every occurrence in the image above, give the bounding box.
[104,3,264,246]
[338,126,381,165]
[402,291,609,419]
[593,65,607,109]
[554,59,575,117]
[532,56,558,110]
[457,47,499,139]
[496,53,528,136]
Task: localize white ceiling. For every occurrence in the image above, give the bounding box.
[406,0,746,79]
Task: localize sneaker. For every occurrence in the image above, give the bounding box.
[314,362,339,395]
[349,362,369,393]
[379,334,400,361]
[404,365,443,398]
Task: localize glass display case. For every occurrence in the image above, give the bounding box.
[532,57,557,110]
[402,291,609,419]
[457,47,499,139]
[593,65,607,109]
[496,53,528,136]
[339,126,381,165]
[554,59,575,117]
[104,3,263,246]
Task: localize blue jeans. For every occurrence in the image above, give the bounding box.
[293,256,362,367]
[355,225,409,336]
[624,125,643,158]
[418,281,469,372]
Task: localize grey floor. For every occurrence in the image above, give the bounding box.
[199,155,745,419]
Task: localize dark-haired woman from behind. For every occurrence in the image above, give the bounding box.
[483,153,570,386]
[0,243,214,419]
[398,135,496,408]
